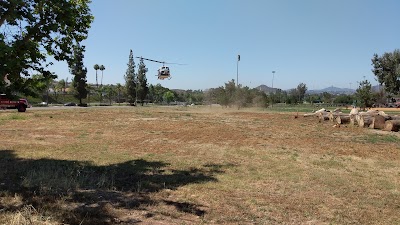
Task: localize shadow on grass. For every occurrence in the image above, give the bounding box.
[0,150,225,224]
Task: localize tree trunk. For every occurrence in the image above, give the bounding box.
[384,120,400,132]
[336,115,350,124]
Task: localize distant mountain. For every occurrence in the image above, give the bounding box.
[255,85,280,93]
[307,86,355,95]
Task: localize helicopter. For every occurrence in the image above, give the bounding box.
[135,57,184,80]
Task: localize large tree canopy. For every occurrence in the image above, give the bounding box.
[371,49,400,95]
[0,0,93,95]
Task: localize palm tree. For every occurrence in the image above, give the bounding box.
[94,64,100,87]
[99,65,105,87]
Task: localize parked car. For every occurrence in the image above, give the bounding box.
[64,102,76,106]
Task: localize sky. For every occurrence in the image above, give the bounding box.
[50,0,400,91]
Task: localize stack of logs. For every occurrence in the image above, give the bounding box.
[304,108,400,132]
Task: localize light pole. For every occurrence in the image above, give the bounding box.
[237,54,240,87]
[272,71,276,90]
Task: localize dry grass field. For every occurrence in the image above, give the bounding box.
[1,106,399,224]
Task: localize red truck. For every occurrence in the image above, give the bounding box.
[0,94,29,112]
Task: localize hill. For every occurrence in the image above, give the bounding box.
[255,85,279,93]
[307,86,355,95]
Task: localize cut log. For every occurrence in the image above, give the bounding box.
[359,115,373,128]
[336,115,351,124]
[384,120,400,132]
[370,115,387,130]
[315,108,327,114]
[350,114,358,126]
[389,115,400,121]
[329,112,344,123]
[362,110,380,117]
[303,113,317,117]
[318,112,330,122]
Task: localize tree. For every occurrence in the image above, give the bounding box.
[99,65,105,87]
[322,92,333,104]
[286,89,299,104]
[371,49,400,95]
[93,64,100,87]
[57,79,66,102]
[225,79,236,106]
[69,44,88,105]
[148,84,170,103]
[124,50,136,104]
[0,0,93,95]
[136,58,148,106]
[30,74,53,102]
[115,83,123,105]
[104,85,116,105]
[252,90,268,107]
[333,94,354,105]
[163,91,175,104]
[356,79,374,109]
[86,84,95,105]
[296,83,307,103]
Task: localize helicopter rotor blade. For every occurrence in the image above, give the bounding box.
[135,57,164,64]
[135,57,186,65]
[164,62,187,66]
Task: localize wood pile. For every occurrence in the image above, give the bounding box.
[306,108,400,133]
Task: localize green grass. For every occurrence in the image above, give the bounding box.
[3,114,26,120]
[361,134,400,144]
[265,104,352,113]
